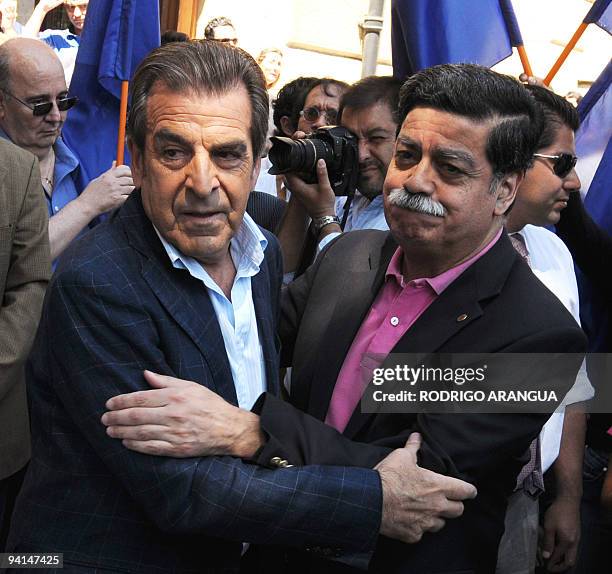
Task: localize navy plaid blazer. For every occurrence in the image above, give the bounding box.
[7,192,381,574]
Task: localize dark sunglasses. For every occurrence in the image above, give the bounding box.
[533,153,577,179]
[2,90,78,116]
[299,106,338,125]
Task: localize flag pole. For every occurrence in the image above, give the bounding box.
[516,45,533,77]
[116,80,129,164]
[544,22,589,85]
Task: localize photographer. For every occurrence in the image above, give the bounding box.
[275,76,401,275]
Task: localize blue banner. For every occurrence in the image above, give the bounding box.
[584,0,611,34]
[575,60,612,352]
[391,0,522,79]
[62,0,160,190]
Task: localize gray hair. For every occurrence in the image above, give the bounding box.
[127,40,269,159]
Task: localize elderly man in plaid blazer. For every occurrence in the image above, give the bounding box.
[6,41,475,574]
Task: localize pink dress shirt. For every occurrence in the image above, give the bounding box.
[325,229,503,432]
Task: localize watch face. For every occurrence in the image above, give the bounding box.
[312,215,340,236]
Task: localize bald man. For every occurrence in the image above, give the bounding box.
[0,38,134,261]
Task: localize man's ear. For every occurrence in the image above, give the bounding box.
[127,137,144,188]
[279,116,293,137]
[249,156,262,191]
[494,171,524,216]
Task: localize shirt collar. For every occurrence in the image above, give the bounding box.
[155,211,267,281]
[53,136,80,177]
[0,129,79,177]
[386,227,503,295]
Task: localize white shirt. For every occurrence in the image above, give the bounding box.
[39,29,80,86]
[155,213,268,410]
[254,156,279,196]
[517,224,594,471]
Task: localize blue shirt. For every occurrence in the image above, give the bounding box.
[155,213,268,410]
[319,192,388,251]
[0,130,80,220]
[48,137,81,219]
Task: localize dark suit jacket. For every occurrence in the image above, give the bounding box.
[0,139,50,480]
[7,192,381,573]
[247,190,286,234]
[253,230,587,574]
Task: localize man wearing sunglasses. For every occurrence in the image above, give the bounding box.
[0,38,134,262]
[497,85,590,574]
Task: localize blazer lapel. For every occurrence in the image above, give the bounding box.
[252,267,279,396]
[121,193,238,405]
[343,233,517,439]
[305,235,398,420]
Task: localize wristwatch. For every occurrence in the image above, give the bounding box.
[311,215,341,237]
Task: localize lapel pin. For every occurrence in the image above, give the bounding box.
[456,313,468,322]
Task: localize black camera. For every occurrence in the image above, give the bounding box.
[267,126,359,197]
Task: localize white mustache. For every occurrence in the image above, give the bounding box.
[387,189,447,218]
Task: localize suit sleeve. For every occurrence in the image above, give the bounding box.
[255,238,394,469]
[0,156,50,402]
[254,327,585,488]
[42,265,381,552]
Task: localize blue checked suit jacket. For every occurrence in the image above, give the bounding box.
[7,192,381,574]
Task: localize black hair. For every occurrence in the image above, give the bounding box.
[397,64,543,179]
[524,85,580,149]
[338,75,402,122]
[271,76,319,134]
[160,30,190,45]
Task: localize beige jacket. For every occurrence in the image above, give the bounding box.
[0,138,50,479]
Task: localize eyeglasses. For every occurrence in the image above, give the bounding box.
[299,106,338,125]
[533,153,577,179]
[1,90,78,117]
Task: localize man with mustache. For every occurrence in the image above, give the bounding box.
[104,64,587,573]
[277,76,401,273]
[7,42,476,573]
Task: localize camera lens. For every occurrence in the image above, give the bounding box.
[268,137,332,177]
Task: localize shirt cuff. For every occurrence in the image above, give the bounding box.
[317,231,342,254]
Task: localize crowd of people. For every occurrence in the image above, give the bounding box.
[0,2,611,574]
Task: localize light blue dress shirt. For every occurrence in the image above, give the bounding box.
[317,192,388,252]
[155,213,268,410]
[0,130,80,219]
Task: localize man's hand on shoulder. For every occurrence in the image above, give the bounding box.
[101,370,265,458]
[79,162,135,218]
[375,433,477,544]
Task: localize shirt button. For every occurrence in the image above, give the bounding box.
[54,206,59,212]
[390,316,399,326]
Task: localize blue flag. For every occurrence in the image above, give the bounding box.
[574,60,612,351]
[62,0,160,190]
[391,0,523,79]
[584,0,611,34]
[580,60,612,227]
